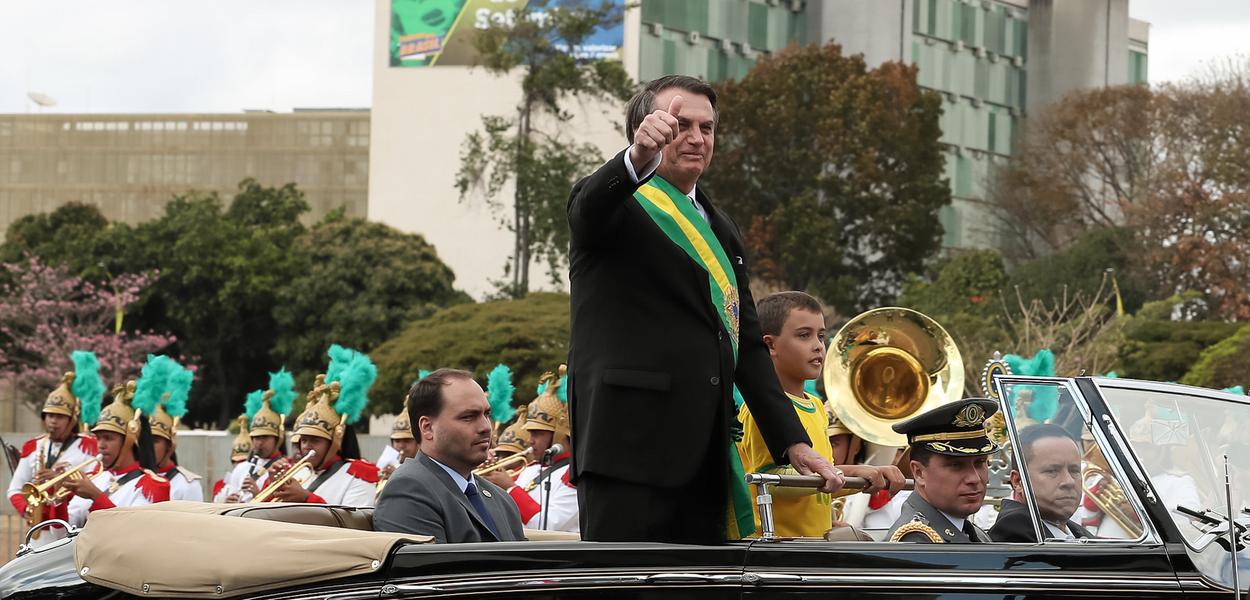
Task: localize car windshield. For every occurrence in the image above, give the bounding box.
[1098,383,1250,545]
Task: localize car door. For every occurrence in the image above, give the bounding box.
[741,377,1186,600]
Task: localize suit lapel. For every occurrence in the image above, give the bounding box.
[418,454,499,541]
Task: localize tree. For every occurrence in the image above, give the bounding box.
[273,215,470,381]
[1181,324,1250,390]
[988,69,1250,320]
[0,255,178,411]
[1118,294,1241,383]
[370,292,570,416]
[1,202,126,282]
[116,180,311,426]
[456,0,633,297]
[704,43,950,314]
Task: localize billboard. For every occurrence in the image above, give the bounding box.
[389,0,625,67]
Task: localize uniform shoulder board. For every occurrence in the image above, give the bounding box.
[346,459,380,484]
[176,466,202,482]
[889,521,945,543]
[137,470,172,503]
[20,436,44,458]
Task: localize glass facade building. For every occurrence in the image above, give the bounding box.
[638,0,1149,251]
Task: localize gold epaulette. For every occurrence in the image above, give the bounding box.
[889,521,944,543]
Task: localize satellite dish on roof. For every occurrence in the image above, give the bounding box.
[27,92,57,107]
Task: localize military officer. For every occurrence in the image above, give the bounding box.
[887,398,1000,543]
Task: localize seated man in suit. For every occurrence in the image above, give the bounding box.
[887,399,1000,543]
[991,423,1094,542]
[373,369,525,543]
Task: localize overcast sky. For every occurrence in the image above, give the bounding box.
[1,1,1247,114]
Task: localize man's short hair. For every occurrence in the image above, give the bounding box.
[757,291,823,337]
[406,369,475,425]
[1011,423,1079,471]
[624,75,718,144]
[910,445,935,467]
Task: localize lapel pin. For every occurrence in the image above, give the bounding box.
[945,529,954,537]
[482,489,492,498]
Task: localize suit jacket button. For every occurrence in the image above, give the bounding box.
[710,377,720,386]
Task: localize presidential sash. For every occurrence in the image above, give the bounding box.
[633,175,754,538]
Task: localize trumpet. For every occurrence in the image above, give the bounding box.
[251,451,316,503]
[472,447,534,477]
[375,455,409,495]
[21,457,100,526]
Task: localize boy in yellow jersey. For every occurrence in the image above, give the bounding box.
[737,291,905,537]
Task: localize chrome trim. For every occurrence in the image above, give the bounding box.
[386,571,744,596]
[744,570,1184,592]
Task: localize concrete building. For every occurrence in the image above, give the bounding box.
[0,110,370,237]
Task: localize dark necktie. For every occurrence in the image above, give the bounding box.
[963,520,980,543]
[464,481,500,539]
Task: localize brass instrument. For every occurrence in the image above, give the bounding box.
[472,447,534,477]
[251,450,316,503]
[1082,443,1143,537]
[823,307,964,448]
[21,457,100,526]
[375,455,410,495]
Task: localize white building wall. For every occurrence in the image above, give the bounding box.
[368,0,641,299]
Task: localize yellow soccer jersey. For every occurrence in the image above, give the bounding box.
[737,392,835,537]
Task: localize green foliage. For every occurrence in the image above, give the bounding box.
[272,217,470,379]
[900,250,1008,318]
[1118,314,1241,383]
[704,43,949,313]
[458,0,633,297]
[1006,228,1148,315]
[371,292,571,416]
[1,202,125,282]
[1181,325,1250,390]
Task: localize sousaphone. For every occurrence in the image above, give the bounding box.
[823,307,964,448]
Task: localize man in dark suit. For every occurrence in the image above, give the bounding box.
[373,369,525,543]
[567,75,842,543]
[990,424,1094,542]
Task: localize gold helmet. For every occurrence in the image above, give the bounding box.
[94,382,139,448]
[43,372,79,419]
[293,345,376,460]
[230,415,252,462]
[524,366,569,441]
[246,368,298,440]
[495,404,531,454]
[390,398,414,441]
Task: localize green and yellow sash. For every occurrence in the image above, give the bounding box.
[633,175,754,538]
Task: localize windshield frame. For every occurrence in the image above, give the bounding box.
[994,375,1156,545]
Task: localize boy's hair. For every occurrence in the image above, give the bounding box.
[757,291,824,337]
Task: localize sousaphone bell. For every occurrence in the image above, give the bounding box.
[823,307,964,448]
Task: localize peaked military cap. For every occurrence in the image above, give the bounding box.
[892,398,1000,457]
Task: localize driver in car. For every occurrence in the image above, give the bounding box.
[887,398,1000,543]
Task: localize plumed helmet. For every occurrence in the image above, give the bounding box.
[230,415,252,462]
[494,404,531,455]
[525,365,569,441]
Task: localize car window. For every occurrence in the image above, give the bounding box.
[988,379,1147,542]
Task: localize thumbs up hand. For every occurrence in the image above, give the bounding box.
[628,95,683,174]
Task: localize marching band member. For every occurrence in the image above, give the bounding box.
[63,366,172,526]
[212,416,252,502]
[222,369,296,502]
[738,292,903,537]
[484,368,578,532]
[147,357,203,501]
[377,398,419,481]
[7,351,105,524]
[887,398,1000,543]
[492,406,531,461]
[262,346,378,506]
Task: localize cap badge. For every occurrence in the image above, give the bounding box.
[953,404,985,428]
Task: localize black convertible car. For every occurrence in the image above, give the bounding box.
[3,376,1249,599]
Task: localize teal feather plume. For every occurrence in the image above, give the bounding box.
[70,351,105,426]
[1003,349,1058,421]
[244,389,265,419]
[803,379,823,400]
[1224,385,1245,395]
[326,345,376,425]
[556,375,567,404]
[163,364,193,419]
[486,364,516,423]
[133,355,179,416]
[267,368,297,416]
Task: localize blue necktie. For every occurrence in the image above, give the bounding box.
[464,481,500,539]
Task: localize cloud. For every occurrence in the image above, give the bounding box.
[0,0,373,113]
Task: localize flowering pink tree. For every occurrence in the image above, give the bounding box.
[0,256,183,411]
